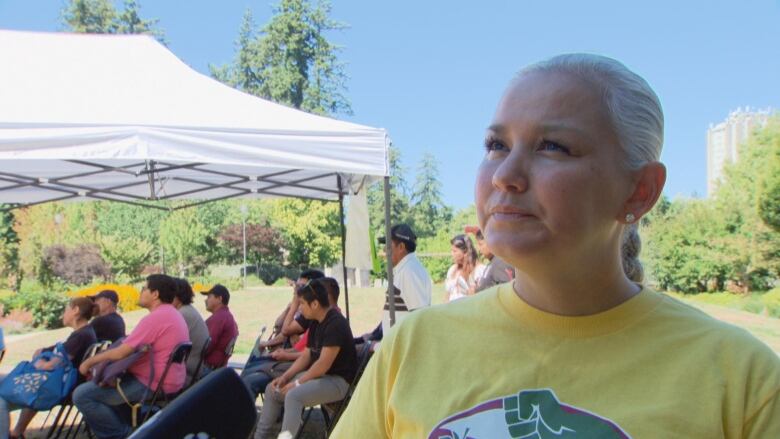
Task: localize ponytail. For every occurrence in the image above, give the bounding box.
[621,223,644,283]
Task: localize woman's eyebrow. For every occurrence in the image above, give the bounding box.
[486,124,506,134]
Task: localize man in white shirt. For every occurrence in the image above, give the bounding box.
[380,224,433,334]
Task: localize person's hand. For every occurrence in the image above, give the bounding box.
[270,350,285,360]
[33,359,47,370]
[79,359,92,376]
[271,375,289,392]
[280,380,297,396]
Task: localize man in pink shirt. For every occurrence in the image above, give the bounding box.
[74,274,190,439]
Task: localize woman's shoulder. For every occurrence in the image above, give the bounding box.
[652,291,779,364]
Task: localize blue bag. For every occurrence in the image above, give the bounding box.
[0,342,78,410]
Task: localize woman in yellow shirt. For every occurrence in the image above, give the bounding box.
[331,54,780,438]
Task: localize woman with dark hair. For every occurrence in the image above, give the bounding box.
[0,297,97,439]
[332,54,780,437]
[444,234,485,302]
[172,278,209,382]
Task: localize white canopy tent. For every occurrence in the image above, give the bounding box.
[0,30,400,323]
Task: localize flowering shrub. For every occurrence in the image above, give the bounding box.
[191,282,213,294]
[68,283,140,312]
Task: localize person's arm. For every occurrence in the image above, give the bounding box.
[33,356,62,371]
[260,332,286,349]
[269,348,311,392]
[78,343,135,376]
[281,298,305,336]
[279,346,340,395]
[270,348,302,362]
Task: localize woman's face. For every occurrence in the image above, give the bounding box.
[450,244,466,265]
[475,71,633,268]
[62,304,78,327]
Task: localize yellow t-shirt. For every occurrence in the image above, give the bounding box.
[331,284,780,438]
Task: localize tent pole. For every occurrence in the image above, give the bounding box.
[337,176,350,321]
[383,176,395,326]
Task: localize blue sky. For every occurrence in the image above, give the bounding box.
[1,0,779,209]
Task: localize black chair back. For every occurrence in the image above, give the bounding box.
[129,368,257,439]
[189,336,211,388]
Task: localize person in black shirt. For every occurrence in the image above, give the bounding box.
[0,297,98,439]
[255,278,357,439]
[89,289,126,342]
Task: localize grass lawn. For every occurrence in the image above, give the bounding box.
[3,284,779,371]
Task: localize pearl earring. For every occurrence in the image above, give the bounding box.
[625,213,636,223]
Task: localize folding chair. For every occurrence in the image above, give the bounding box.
[138,342,193,424]
[295,341,375,439]
[128,368,257,439]
[44,341,111,439]
[188,336,211,388]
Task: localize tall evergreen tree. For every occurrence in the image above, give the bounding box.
[62,0,165,42]
[211,0,351,116]
[410,153,452,238]
[367,145,414,237]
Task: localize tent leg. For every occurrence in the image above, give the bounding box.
[337,176,350,321]
[383,176,395,326]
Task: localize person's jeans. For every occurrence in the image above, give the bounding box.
[255,373,349,439]
[0,395,21,439]
[242,370,273,399]
[72,375,150,439]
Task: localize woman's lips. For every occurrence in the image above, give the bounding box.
[489,205,535,222]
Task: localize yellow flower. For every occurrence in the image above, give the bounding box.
[67,283,140,312]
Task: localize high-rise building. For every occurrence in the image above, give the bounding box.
[706,107,771,197]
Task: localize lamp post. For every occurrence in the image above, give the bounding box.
[240,204,248,290]
[53,212,63,244]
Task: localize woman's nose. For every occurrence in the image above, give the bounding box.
[491,148,529,193]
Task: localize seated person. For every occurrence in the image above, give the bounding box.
[199,285,239,373]
[89,289,126,342]
[242,277,341,398]
[255,278,357,439]
[172,278,209,383]
[255,269,325,354]
[74,274,190,439]
[0,297,98,439]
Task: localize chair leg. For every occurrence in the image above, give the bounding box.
[45,405,66,439]
[294,408,313,439]
[64,411,83,439]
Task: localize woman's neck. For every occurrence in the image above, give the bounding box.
[70,319,89,331]
[512,253,640,316]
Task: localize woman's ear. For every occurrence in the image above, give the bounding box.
[620,161,666,222]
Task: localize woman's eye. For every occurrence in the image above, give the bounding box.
[484,139,508,153]
[538,140,571,155]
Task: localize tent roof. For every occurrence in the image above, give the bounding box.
[0,30,389,208]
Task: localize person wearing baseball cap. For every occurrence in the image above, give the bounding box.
[200,284,239,372]
[89,289,126,343]
[378,223,432,334]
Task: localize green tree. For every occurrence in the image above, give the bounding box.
[159,208,210,276]
[266,199,340,268]
[410,153,452,238]
[0,206,19,289]
[713,117,780,290]
[367,145,414,238]
[212,0,350,115]
[62,0,117,33]
[62,0,165,42]
[756,119,780,232]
